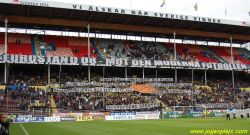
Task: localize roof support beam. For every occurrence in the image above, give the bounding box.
[232,27,243,33]
[2,15,250,41]
[68,10,73,20]
[174,21,185,29]
[123,15,133,25]
[62,26,65,31]
[217,25,230,33]
[106,13,114,23]
[27,6,30,17]
[189,22,200,30]
[141,18,150,26]
[158,19,169,28]
[88,12,95,22]
[48,8,52,19]
[5,4,7,15]
[244,30,250,35]
[204,24,216,31]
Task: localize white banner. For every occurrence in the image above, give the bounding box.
[67,82,136,86]
[136,111,160,115]
[18,115,33,118]
[195,103,242,108]
[152,89,199,94]
[0,55,247,71]
[100,78,173,82]
[134,115,159,120]
[89,113,104,116]
[66,82,193,87]
[53,88,133,93]
[106,102,160,110]
[53,113,83,117]
[146,83,192,87]
[105,115,135,120]
[44,117,60,122]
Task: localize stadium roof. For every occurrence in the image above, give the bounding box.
[0,0,250,44]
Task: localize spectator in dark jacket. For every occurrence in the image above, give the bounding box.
[0,113,10,135]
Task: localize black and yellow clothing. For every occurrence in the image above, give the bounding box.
[0,121,10,135]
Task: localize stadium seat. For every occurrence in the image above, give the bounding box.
[42,35,98,58]
[8,33,31,43]
[122,42,138,52]
[208,46,250,64]
[0,45,5,54]
[163,43,219,63]
[0,33,33,55]
[46,47,74,57]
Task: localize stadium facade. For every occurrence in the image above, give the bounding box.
[0,0,249,116]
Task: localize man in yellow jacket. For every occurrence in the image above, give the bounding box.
[207,110,210,117]
[10,114,14,123]
[203,110,206,117]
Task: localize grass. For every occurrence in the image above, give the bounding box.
[10,117,249,135]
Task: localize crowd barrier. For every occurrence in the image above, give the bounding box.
[10,110,233,123]
[160,112,226,118]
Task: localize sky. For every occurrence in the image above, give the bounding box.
[42,0,250,22]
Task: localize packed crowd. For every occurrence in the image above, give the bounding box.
[7,70,47,86]
[159,86,250,107]
[0,82,248,113]
[126,43,171,60]
[176,47,198,62]
[4,86,49,111]
[105,92,152,105]
[54,92,103,110]
[54,91,153,111]
[0,65,248,113]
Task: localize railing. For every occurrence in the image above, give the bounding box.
[32,107,51,117]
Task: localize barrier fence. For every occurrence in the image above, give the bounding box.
[8,109,247,123]
[160,112,226,118]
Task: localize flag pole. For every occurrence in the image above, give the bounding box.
[165,2,166,13]
[197,3,198,17]
[195,2,198,17]
[130,0,131,10]
[225,7,227,19]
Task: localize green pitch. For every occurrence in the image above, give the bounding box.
[10,117,249,135]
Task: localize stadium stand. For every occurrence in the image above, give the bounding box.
[0,33,99,57]
[0,60,249,114]
[0,86,48,114]
[0,33,249,113]
[1,32,250,66]
[93,39,250,65]
[1,2,250,134]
